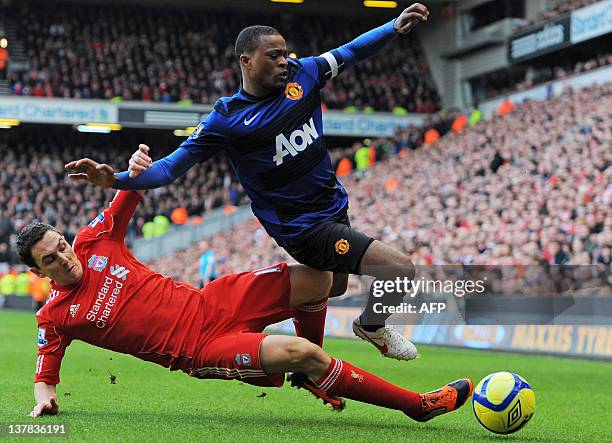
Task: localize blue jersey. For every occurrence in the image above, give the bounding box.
[115,19,398,248]
[180,57,347,245]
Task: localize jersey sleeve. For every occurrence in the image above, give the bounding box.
[179,105,229,161]
[34,315,71,385]
[300,19,397,87]
[80,190,142,241]
[298,56,339,88]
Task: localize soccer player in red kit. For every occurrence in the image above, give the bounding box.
[18,186,472,421]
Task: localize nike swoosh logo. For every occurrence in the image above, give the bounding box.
[244,112,261,126]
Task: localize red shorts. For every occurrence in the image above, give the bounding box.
[190,263,295,387]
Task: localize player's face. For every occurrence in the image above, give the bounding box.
[30,230,83,286]
[249,34,288,92]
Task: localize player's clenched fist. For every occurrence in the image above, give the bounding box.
[394,3,429,34]
[29,398,59,417]
[128,144,152,178]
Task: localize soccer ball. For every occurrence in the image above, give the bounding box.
[472,372,536,434]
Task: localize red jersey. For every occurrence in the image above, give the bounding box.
[35,191,204,385]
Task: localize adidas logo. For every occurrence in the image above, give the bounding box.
[69,304,80,318]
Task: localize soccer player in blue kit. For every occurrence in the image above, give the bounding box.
[66,3,430,409]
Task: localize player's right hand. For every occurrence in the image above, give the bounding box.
[128,144,152,178]
[64,158,117,188]
[29,398,59,417]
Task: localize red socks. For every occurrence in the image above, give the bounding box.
[316,357,422,417]
[293,298,328,347]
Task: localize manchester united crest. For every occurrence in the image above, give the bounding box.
[335,239,350,255]
[285,82,303,101]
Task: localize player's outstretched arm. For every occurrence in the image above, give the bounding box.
[324,3,429,71]
[113,145,201,190]
[30,382,58,417]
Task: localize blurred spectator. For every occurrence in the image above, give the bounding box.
[354,145,371,172]
[8,1,440,112]
[451,114,468,134]
[198,240,217,289]
[336,156,353,177]
[498,97,514,117]
[0,44,8,80]
[423,127,440,145]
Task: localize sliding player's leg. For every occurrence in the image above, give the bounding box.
[260,335,473,421]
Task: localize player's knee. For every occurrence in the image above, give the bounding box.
[394,255,416,281]
[329,273,348,298]
[284,338,324,368]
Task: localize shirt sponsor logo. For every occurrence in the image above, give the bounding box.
[88,213,105,228]
[69,304,80,318]
[87,275,125,329]
[285,82,303,101]
[88,255,108,272]
[273,117,319,165]
[37,328,48,348]
[109,264,130,281]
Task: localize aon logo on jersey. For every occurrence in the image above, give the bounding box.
[273,117,319,165]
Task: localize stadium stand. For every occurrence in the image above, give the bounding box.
[7,1,440,112]
[0,128,248,265]
[479,53,612,100]
[146,84,611,287]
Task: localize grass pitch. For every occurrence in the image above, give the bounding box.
[1,309,609,442]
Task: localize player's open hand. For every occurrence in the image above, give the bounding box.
[128,144,152,178]
[64,158,117,188]
[394,3,429,34]
[29,398,59,417]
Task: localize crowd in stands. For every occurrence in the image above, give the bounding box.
[148,83,612,292]
[478,52,612,100]
[0,128,248,266]
[7,1,440,113]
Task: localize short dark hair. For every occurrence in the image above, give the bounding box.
[16,222,58,268]
[234,25,281,61]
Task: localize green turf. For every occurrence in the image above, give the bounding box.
[0,310,609,442]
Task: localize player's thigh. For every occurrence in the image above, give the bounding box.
[358,239,415,279]
[287,264,333,307]
[285,218,374,275]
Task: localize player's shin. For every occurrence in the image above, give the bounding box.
[292,298,328,347]
[312,357,422,416]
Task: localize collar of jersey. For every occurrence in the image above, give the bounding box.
[238,86,281,102]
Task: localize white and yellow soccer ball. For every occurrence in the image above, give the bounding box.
[472,372,536,434]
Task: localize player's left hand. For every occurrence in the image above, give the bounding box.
[394,3,429,34]
[65,158,117,188]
